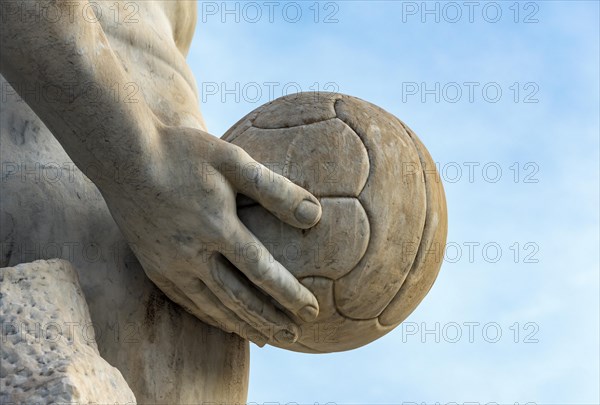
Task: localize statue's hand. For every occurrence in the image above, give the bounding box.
[104,125,321,345]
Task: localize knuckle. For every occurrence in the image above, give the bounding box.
[250,260,276,287]
[213,223,237,247]
[223,143,248,164]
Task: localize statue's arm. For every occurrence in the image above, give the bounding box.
[0,0,321,343]
[0,0,159,188]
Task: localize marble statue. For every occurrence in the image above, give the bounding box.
[2,1,286,401]
[0,1,447,402]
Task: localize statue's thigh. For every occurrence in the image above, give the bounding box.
[0,75,249,403]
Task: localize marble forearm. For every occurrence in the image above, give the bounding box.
[0,0,162,191]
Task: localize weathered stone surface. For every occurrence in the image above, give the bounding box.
[232,119,370,197]
[2,0,446,398]
[251,92,339,129]
[238,198,370,280]
[0,259,136,404]
[0,74,250,403]
[3,0,323,366]
[224,92,448,353]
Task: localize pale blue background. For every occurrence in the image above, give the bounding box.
[187,1,599,403]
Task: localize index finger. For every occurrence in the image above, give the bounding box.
[219,145,322,229]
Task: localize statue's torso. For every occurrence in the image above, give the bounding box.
[97,0,206,129]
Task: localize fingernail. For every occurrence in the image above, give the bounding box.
[298,304,318,322]
[295,199,321,225]
[274,329,298,344]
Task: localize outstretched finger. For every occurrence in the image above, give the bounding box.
[203,253,302,344]
[220,145,322,229]
[219,220,319,322]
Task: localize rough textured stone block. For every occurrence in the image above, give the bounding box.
[0,259,136,404]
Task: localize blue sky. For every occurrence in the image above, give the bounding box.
[187,1,599,403]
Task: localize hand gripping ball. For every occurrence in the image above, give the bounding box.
[223,92,448,353]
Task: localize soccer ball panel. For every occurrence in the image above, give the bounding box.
[252,92,338,129]
[237,197,369,280]
[333,97,427,320]
[232,119,370,198]
[379,122,448,326]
